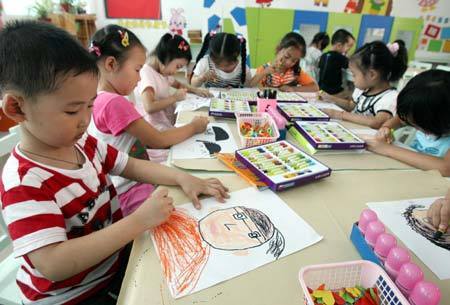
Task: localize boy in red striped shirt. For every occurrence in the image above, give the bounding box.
[0,21,228,305]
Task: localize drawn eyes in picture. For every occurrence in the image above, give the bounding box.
[403,205,450,251]
[153,207,285,297]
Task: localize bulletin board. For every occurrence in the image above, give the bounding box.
[389,17,423,60]
[326,12,362,54]
[357,14,394,47]
[104,0,161,19]
[246,7,295,68]
[415,15,450,64]
[293,10,328,45]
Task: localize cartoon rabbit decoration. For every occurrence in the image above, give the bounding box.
[169,8,187,36]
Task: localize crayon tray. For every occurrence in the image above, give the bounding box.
[292,121,366,150]
[235,140,331,191]
[220,91,307,102]
[208,98,251,118]
[277,102,330,122]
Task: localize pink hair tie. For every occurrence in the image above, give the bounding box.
[237,34,245,43]
[387,42,399,57]
[88,43,101,57]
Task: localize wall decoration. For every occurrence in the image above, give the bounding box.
[389,17,423,60]
[208,14,221,31]
[169,8,187,36]
[443,40,450,53]
[441,27,450,39]
[361,0,393,16]
[105,0,161,19]
[313,0,329,7]
[231,7,246,26]
[293,10,328,44]
[428,39,443,51]
[256,0,273,7]
[344,0,363,13]
[204,0,215,8]
[357,14,393,47]
[424,23,441,38]
[418,0,439,12]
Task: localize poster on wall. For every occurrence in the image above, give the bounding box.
[105,0,161,19]
[361,0,393,16]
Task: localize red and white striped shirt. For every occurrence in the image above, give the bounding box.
[0,134,128,305]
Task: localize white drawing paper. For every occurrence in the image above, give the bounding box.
[175,94,211,114]
[151,187,323,298]
[367,197,450,280]
[171,123,238,159]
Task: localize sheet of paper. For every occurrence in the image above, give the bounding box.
[171,123,238,159]
[174,94,211,114]
[367,197,450,280]
[151,187,323,298]
[309,101,344,111]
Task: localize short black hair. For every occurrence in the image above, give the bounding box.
[331,29,354,45]
[397,70,450,137]
[152,33,192,65]
[350,40,408,82]
[311,32,330,51]
[0,20,98,98]
[194,32,247,85]
[90,25,145,64]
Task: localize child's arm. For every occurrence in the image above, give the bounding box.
[280,82,319,92]
[191,70,216,88]
[172,79,212,97]
[141,87,186,114]
[125,116,209,148]
[318,90,355,111]
[323,109,392,129]
[376,115,404,143]
[249,65,274,87]
[120,156,229,208]
[366,137,450,176]
[27,188,174,281]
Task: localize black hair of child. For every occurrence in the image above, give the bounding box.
[331,29,354,45]
[311,32,330,51]
[397,69,450,138]
[152,33,192,66]
[90,24,145,64]
[194,32,247,85]
[350,40,408,83]
[277,32,307,78]
[0,20,98,98]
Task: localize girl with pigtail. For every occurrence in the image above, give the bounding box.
[191,31,252,88]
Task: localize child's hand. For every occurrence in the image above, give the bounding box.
[322,108,344,120]
[318,90,333,103]
[178,175,230,209]
[363,136,391,154]
[279,85,294,92]
[193,88,213,98]
[376,126,394,144]
[190,116,209,133]
[201,70,216,83]
[262,64,277,76]
[427,197,450,232]
[173,88,188,102]
[133,188,174,229]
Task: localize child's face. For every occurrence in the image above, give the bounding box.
[21,72,98,148]
[110,46,146,96]
[334,38,355,56]
[162,58,189,76]
[214,59,239,73]
[349,60,374,90]
[275,46,303,71]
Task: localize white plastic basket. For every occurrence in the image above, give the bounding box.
[235,112,280,148]
[299,260,410,305]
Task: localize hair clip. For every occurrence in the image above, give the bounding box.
[387,42,399,57]
[178,40,189,51]
[237,34,245,44]
[118,30,130,47]
[88,42,101,57]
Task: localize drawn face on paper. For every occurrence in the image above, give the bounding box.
[403,205,450,251]
[199,206,275,250]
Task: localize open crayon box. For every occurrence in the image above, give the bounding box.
[277,102,330,122]
[219,91,307,102]
[208,98,251,119]
[235,140,331,191]
[289,121,366,154]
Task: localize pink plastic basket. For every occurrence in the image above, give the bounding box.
[299,260,411,305]
[235,112,280,148]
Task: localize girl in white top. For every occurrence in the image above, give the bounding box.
[319,40,408,129]
[191,32,252,88]
[302,32,330,81]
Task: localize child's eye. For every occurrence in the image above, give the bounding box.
[65,111,78,115]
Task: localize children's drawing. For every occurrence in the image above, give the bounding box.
[152,187,322,298]
[314,0,329,7]
[403,205,450,251]
[418,0,438,12]
[360,0,393,16]
[169,8,187,36]
[256,0,273,7]
[368,197,450,280]
[344,0,363,13]
[171,123,238,159]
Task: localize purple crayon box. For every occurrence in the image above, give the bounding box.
[277,102,330,122]
[235,140,331,192]
[208,98,251,119]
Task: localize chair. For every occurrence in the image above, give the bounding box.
[436,65,450,72]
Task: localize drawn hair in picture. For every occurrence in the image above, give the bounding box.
[403,205,450,251]
[152,207,285,297]
[196,125,231,155]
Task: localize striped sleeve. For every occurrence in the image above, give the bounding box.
[297,70,315,86]
[1,185,67,258]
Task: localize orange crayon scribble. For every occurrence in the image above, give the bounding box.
[153,210,210,296]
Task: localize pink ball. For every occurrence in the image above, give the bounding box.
[364,220,385,247]
[409,281,441,305]
[358,209,378,234]
[395,262,424,297]
[374,233,397,261]
[385,246,411,280]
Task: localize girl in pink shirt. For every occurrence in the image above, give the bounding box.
[88,25,209,215]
